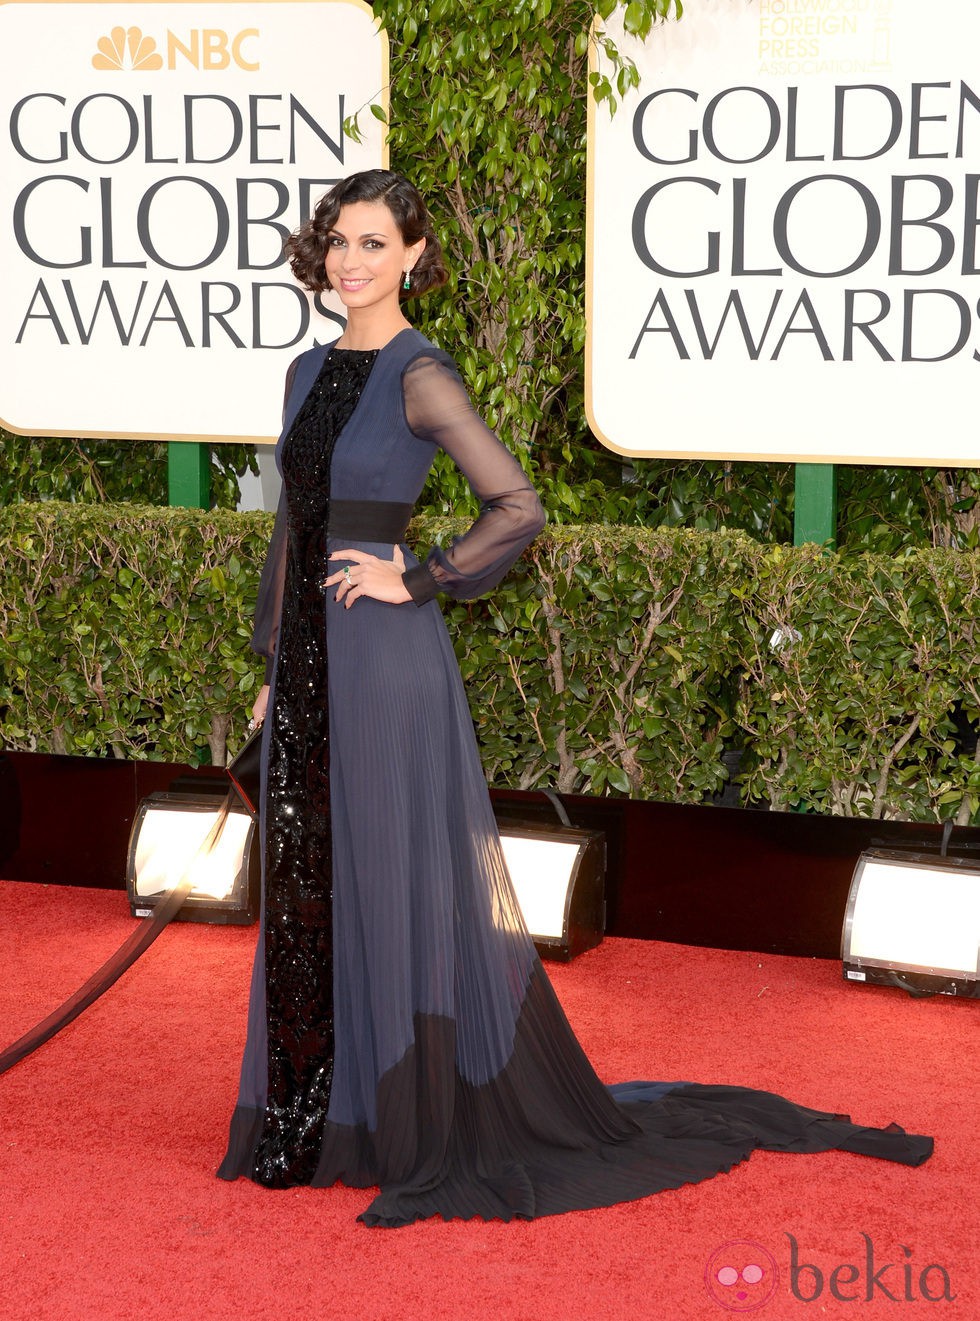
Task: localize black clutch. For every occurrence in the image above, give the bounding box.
[227,725,263,819]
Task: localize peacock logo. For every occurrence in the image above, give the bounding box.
[92,26,163,71]
[90,24,260,71]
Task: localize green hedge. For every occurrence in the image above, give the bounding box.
[1,503,978,824]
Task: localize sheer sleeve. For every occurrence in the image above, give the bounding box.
[250,489,287,682]
[400,353,546,606]
[250,357,300,682]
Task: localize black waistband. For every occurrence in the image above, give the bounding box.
[327,499,413,543]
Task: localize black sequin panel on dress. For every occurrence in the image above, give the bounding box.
[252,347,379,1187]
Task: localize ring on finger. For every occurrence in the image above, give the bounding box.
[344,566,352,584]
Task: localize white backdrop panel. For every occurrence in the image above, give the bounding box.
[0,0,385,442]
[587,0,980,464]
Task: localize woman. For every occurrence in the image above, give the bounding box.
[218,170,931,1226]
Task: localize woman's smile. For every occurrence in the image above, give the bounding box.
[323,199,424,318]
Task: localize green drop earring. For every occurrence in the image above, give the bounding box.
[403,269,412,290]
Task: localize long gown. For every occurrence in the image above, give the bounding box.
[217,327,932,1227]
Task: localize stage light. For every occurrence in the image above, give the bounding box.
[126,791,259,925]
[842,848,980,998]
[499,824,606,961]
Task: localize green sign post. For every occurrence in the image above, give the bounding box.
[168,442,210,509]
[793,464,837,548]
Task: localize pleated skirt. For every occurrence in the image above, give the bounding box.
[218,541,932,1226]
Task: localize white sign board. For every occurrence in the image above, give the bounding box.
[0,0,386,443]
[587,0,980,465]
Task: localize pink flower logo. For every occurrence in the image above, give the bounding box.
[92,26,163,71]
[705,1241,780,1312]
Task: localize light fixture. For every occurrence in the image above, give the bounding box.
[842,848,980,998]
[126,791,259,925]
[499,824,606,961]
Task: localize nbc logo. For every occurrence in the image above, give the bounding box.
[92,26,163,71]
[91,24,259,71]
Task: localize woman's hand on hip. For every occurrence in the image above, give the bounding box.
[324,546,412,608]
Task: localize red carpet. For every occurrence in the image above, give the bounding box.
[0,881,975,1320]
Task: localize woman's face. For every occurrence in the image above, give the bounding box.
[324,199,425,312]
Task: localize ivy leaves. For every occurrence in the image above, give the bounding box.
[0,432,256,510]
[371,1,679,519]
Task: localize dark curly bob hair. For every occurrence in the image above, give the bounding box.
[284,169,449,300]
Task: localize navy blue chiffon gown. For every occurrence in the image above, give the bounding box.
[217,327,931,1226]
